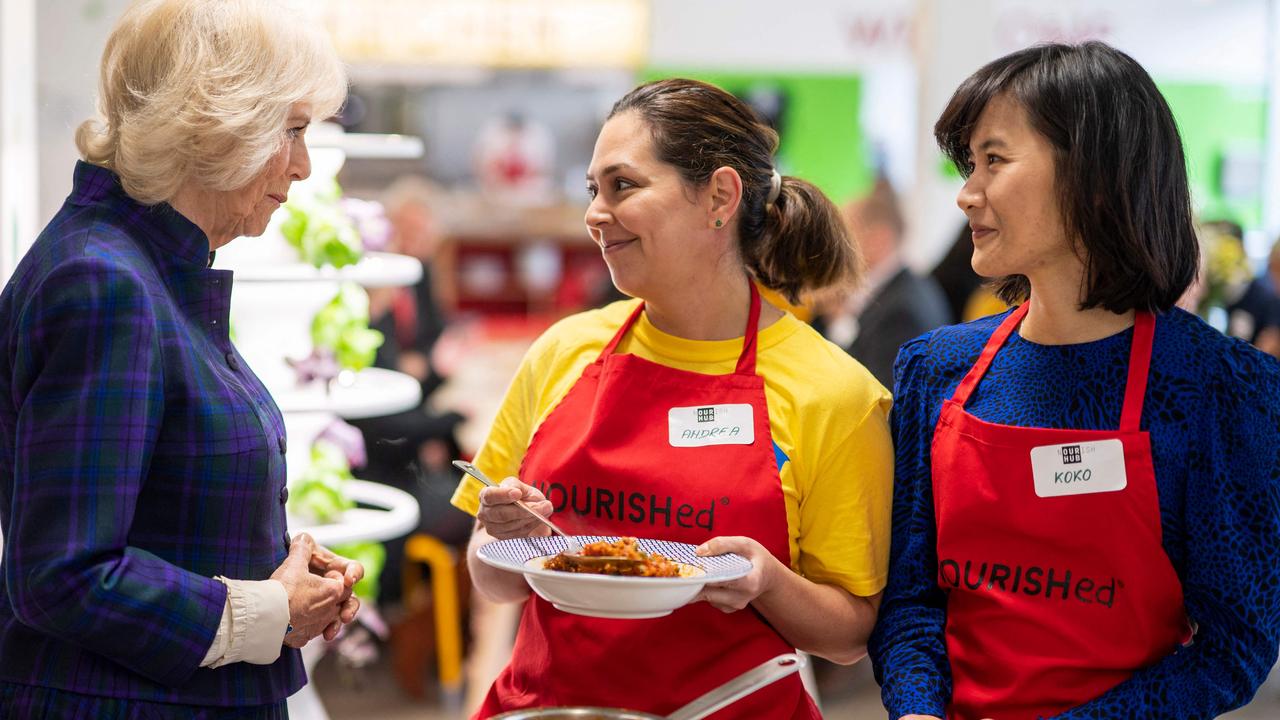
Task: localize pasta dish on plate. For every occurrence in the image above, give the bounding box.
[543,537,685,577]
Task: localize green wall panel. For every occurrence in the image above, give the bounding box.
[1157,81,1265,229]
[640,69,872,203]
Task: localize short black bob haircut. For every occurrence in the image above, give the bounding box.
[935,41,1199,313]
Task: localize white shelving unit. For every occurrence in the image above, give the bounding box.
[272,367,425,418]
[230,250,424,287]
[302,480,423,547]
[218,141,428,483]
[218,133,425,720]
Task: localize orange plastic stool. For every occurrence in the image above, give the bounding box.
[401,533,464,712]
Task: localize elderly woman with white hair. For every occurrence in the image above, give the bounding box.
[0,1,362,717]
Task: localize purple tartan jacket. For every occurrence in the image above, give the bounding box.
[0,162,304,706]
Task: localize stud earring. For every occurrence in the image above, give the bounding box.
[714,219,723,228]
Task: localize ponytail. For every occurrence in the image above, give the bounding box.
[742,176,861,303]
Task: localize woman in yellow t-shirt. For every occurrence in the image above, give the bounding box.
[452,78,892,719]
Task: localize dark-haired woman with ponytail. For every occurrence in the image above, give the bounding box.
[450,78,892,718]
[869,41,1280,720]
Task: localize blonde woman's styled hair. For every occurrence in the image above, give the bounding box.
[76,0,348,205]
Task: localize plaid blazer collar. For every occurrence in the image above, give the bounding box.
[69,161,212,272]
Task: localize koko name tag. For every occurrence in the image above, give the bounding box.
[668,404,755,447]
[1030,438,1128,498]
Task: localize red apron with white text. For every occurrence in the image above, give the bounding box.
[477,285,817,719]
[932,303,1190,720]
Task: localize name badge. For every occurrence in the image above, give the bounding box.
[1030,439,1127,498]
[668,404,754,447]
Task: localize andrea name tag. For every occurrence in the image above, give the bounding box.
[668,404,755,447]
[1030,439,1128,498]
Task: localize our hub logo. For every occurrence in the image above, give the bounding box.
[1061,444,1082,464]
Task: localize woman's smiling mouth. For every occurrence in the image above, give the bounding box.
[600,237,638,253]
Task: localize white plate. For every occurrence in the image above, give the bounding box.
[477,536,752,619]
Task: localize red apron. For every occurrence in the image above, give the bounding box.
[932,303,1191,720]
[477,284,817,719]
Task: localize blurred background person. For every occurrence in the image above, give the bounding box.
[813,177,950,388]
[354,175,479,702]
[377,175,458,404]
[1227,236,1280,358]
[358,176,473,599]
[929,222,1009,324]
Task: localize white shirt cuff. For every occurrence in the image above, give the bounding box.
[200,589,232,667]
[200,577,290,668]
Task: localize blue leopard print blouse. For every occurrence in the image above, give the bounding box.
[868,306,1280,720]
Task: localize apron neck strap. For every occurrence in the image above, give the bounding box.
[950,303,1028,406]
[736,282,762,375]
[1119,310,1155,432]
[950,303,1157,431]
[596,282,762,376]
[600,302,646,358]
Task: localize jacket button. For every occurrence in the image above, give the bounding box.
[225,352,239,371]
[277,435,287,454]
[280,486,290,504]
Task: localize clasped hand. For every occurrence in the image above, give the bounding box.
[269,532,364,648]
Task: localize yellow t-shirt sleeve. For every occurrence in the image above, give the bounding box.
[449,336,544,516]
[794,392,895,598]
[449,306,622,516]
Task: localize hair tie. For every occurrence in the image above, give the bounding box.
[765,169,782,208]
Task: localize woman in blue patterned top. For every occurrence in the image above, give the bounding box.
[0,1,363,717]
[868,41,1280,720]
